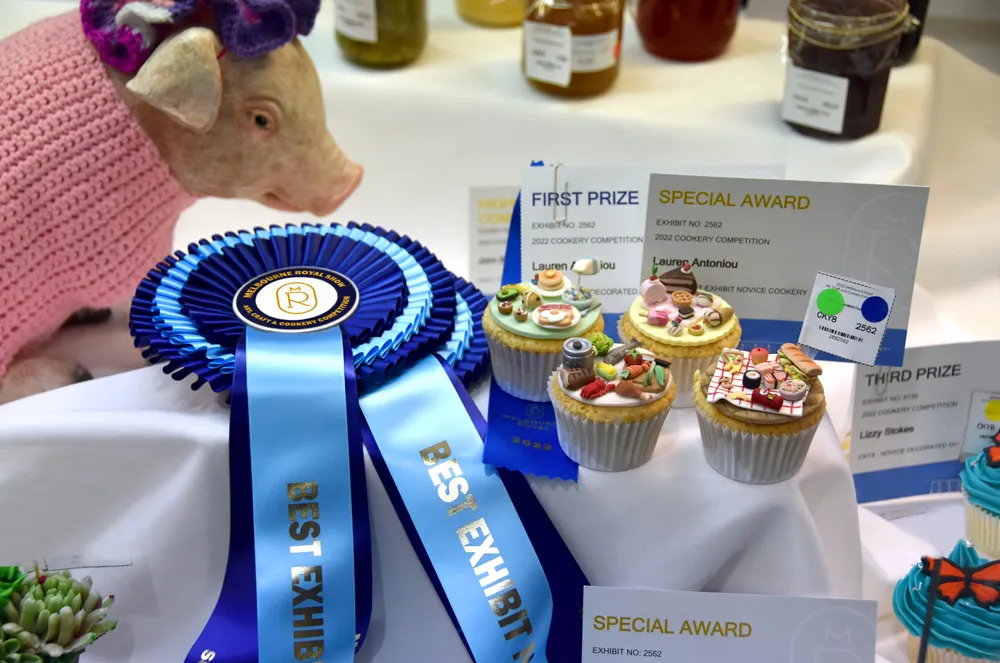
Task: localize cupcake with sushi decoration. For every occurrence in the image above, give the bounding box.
[693,342,825,484]
[960,429,1000,558]
[893,540,1000,663]
[619,260,741,407]
[548,335,676,471]
[484,259,604,401]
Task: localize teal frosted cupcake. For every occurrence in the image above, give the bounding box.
[961,446,1000,559]
[893,540,1000,663]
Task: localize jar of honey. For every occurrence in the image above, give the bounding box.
[782,0,911,140]
[633,0,741,62]
[335,0,427,68]
[457,0,525,27]
[522,0,625,98]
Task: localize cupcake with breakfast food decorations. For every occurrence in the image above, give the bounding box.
[693,342,825,484]
[620,261,741,407]
[484,264,605,401]
[892,540,1000,663]
[961,429,1000,558]
[548,336,676,471]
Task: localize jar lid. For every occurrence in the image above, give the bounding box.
[789,0,911,48]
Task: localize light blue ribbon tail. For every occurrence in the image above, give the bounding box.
[245,326,357,663]
[361,356,554,663]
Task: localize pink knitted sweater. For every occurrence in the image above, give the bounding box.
[0,12,196,378]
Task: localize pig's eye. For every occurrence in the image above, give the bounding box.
[248,109,277,132]
[253,114,270,129]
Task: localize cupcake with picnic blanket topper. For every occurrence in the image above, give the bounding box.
[961,429,1000,559]
[548,336,676,471]
[619,260,741,407]
[484,259,604,401]
[693,342,825,484]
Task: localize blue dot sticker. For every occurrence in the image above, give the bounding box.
[861,296,889,323]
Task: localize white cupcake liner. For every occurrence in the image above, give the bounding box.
[548,375,672,472]
[907,634,982,663]
[617,317,718,409]
[696,403,819,484]
[486,334,562,402]
[963,491,1000,558]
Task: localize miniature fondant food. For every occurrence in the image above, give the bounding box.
[595,362,618,380]
[667,321,685,336]
[751,389,784,411]
[689,324,704,336]
[497,285,520,301]
[515,307,528,322]
[563,337,596,369]
[672,291,693,307]
[615,380,644,399]
[742,369,761,389]
[561,366,596,390]
[695,291,714,307]
[749,347,769,365]
[605,339,640,365]
[589,332,613,356]
[523,291,542,310]
[658,262,697,293]
[779,343,822,378]
[498,301,513,315]
[624,349,644,366]
[779,379,808,401]
[641,272,668,305]
[647,308,670,326]
[537,269,564,290]
[677,306,694,319]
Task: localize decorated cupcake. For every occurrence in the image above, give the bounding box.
[548,336,676,471]
[961,431,1000,558]
[484,266,604,401]
[893,540,1000,663]
[620,261,741,407]
[693,342,825,484]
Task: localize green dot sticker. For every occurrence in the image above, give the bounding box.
[816,288,845,316]
[985,399,1000,422]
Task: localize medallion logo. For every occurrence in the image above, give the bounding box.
[276,282,319,315]
[233,266,359,333]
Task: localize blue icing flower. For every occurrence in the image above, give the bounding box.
[962,452,1000,517]
[892,540,1000,661]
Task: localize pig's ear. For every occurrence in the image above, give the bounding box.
[126,28,223,133]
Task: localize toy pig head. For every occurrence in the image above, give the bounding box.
[123,28,362,216]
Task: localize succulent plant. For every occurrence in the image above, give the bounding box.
[0,569,116,663]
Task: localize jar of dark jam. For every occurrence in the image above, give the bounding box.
[782,0,912,140]
[633,0,741,62]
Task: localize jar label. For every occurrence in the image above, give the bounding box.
[336,0,378,43]
[781,64,849,135]
[571,30,619,73]
[524,21,572,88]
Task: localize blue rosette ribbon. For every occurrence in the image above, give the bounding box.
[131,222,586,663]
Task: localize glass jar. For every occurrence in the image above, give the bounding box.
[633,0,741,62]
[522,0,625,98]
[457,0,525,27]
[335,0,427,68]
[782,0,911,140]
[894,0,929,66]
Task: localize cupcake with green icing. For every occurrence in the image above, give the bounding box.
[961,439,1000,558]
[893,540,1000,663]
[483,269,604,402]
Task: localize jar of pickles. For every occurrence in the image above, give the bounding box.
[335,0,427,68]
[457,0,525,27]
[522,0,625,98]
[782,0,911,140]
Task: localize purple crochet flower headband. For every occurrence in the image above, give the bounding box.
[81,0,320,73]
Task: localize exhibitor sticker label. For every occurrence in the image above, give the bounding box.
[643,174,927,365]
[335,0,377,43]
[524,21,572,87]
[233,266,358,333]
[582,586,876,663]
[799,271,895,366]
[851,341,1000,501]
[781,64,849,135]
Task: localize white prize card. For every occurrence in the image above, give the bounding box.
[642,175,928,365]
[468,186,518,295]
[851,341,1000,502]
[582,586,876,663]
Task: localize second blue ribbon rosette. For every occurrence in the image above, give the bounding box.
[130,222,586,663]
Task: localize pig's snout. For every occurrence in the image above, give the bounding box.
[309,163,363,216]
